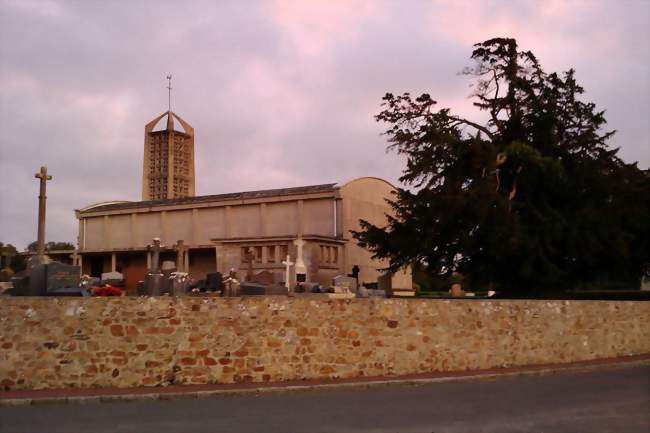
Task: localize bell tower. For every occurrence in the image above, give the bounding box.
[142,76,195,200]
[142,111,195,200]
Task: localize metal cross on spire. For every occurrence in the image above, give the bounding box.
[166,74,172,112]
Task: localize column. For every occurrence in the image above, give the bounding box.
[147,251,152,271]
[184,250,190,273]
[111,253,116,272]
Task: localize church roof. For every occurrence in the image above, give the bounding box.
[78,183,338,214]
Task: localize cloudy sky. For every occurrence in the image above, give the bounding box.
[0,0,648,250]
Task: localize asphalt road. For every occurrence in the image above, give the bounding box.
[1,364,648,433]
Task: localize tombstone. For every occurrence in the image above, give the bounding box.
[169,272,191,296]
[242,248,255,282]
[358,283,386,298]
[222,269,240,297]
[45,262,81,292]
[377,273,392,295]
[80,275,101,290]
[27,264,47,296]
[174,240,188,273]
[349,265,360,288]
[251,270,274,285]
[101,271,124,286]
[136,280,146,296]
[332,275,357,294]
[143,238,166,295]
[144,273,166,296]
[161,261,176,273]
[293,238,307,283]
[302,282,321,293]
[240,282,288,296]
[205,272,224,292]
[282,255,294,290]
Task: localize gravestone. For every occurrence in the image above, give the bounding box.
[223,270,240,297]
[27,264,46,296]
[240,282,288,296]
[136,280,146,296]
[169,272,191,296]
[332,275,357,293]
[144,238,165,295]
[205,272,224,292]
[144,273,166,296]
[45,262,80,291]
[242,248,255,282]
[101,271,124,286]
[377,273,392,295]
[10,276,29,296]
[251,270,274,285]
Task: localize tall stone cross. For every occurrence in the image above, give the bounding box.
[242,247,255,282]
[148,238,163,273]
[174,240,188,273]
[293,237,307,282]
[281,255,294,290]
[34,166,52,259]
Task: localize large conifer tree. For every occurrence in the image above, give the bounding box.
[353,38,649,293]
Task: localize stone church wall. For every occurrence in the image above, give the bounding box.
[1,298,647,391]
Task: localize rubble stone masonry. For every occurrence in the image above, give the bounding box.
[1,297,648,391]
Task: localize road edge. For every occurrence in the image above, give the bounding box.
[2,355,648,407]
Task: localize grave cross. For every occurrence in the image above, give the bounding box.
[174,240,188,273]
[281,255,294,290]
[34,166,53,259]
[242,248,255,282]
[148,238,164,273]
[293,237,307,282]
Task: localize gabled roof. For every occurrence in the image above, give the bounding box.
[77,183,338,214]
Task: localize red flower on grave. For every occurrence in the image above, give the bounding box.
[94,285,123,297]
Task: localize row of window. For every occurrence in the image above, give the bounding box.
[239,244,340,266]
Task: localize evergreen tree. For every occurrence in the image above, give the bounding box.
[353,38,649,293]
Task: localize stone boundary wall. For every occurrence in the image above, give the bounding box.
[1,297,648,391]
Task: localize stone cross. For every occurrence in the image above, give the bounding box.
[293,237,307,281]
[281,255,294,290]
[34,166,52,259]
[148,238,163,273]
[174,240,188,273]
[242,247,255,282]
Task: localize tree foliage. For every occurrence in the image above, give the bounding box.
[26,241,75,252]
[353,38,649,292]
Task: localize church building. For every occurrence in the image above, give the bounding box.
[74,110,413,295]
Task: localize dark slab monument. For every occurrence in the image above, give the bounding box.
[46,262,80,291]
[205,272,224,292]
[251,270,274,285]
[240,282,288,296]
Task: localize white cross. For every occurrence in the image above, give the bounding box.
[282,255,294,290]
